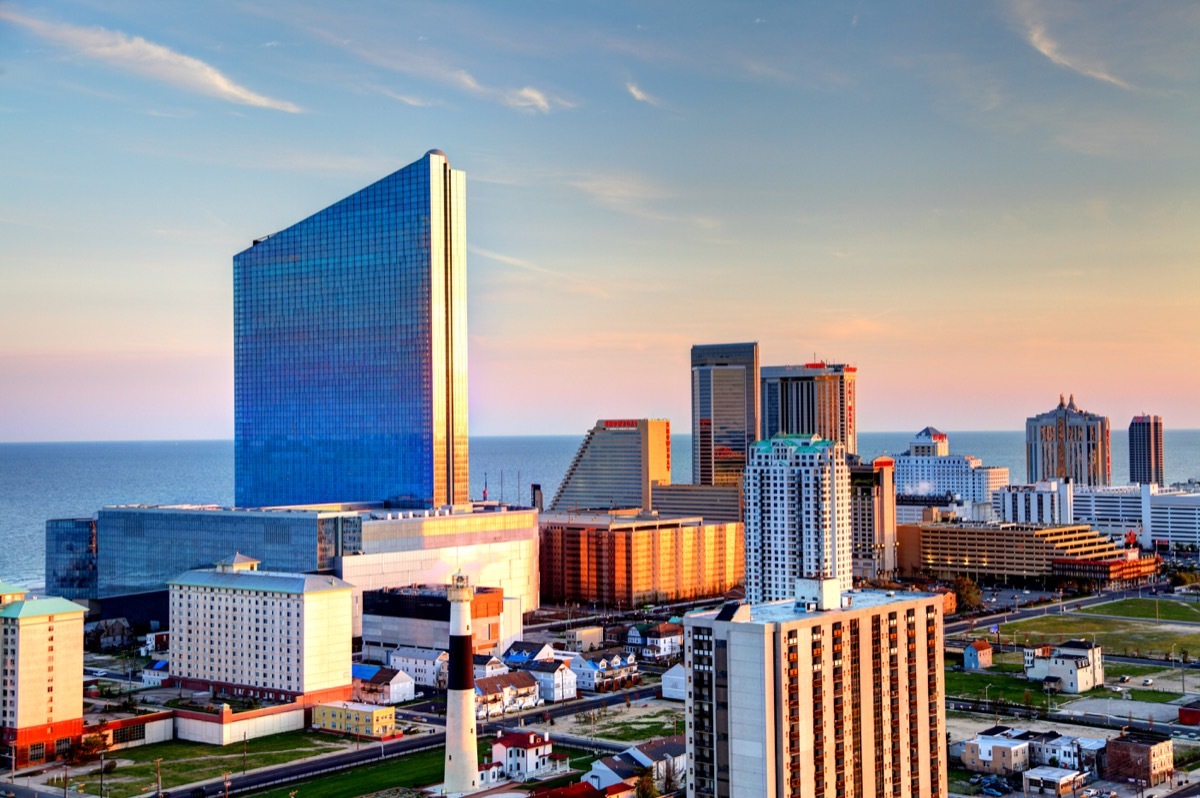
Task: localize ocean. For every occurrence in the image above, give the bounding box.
[4,430,1200,590]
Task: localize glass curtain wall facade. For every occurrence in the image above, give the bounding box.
[691,343,759,487]
[1129,415,1165,487]
[760,363,857,455]
[234,150,468,508]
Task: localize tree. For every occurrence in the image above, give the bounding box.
[662,758,680,794]
[952,576,984,611]
[635,768,660,798]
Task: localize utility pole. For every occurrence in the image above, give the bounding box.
[223,771,231,798]
[154,758,162,797]
[242,733,247,775]
[63,762,69,798]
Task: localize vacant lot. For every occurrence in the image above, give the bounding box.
[1082,598,1200,624]
[998,614,1200,659]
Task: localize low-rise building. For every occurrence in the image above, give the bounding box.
[518,659,577,703]
[569,650,639,693]
[962,726,1030,775]
[313,701,395,739]
[387,646,448,688]
[565,626,604,652]
[1104,730,1173,788]
[1023,640,1104,694]
[142,660,171,687]
[501,641,556,668]
[1021,766,1085,797]
[625,622,683,661]
[964,640,992,670]
[1017,730,1106,774]
[351,664,414,704]
[491,730,570,781]
[660,663,685,701]
[584,735,686,794]
[475,671,540,718]
[474,654,509,679]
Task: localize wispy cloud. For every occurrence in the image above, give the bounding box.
[1014,1,1134,90]
[626,81,660,106]
[377,87,438,108]
[569,172,718,229]
[0,8,302,112]
[469,245,607,297]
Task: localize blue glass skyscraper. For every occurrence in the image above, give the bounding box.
[234,150,469,508]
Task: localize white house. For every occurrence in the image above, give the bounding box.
[585,735,686,793]
[519,659,577,702]
[388,646,448,688]
[490,730,569,781]
[660,663,686,701]
[626,622,683,661]
[569,650,638,693]
[500,640,556,667]
[474,654,510,679]
[1023,640,1104,694]
[475,670,540,718]
[351,664,415,704]
[141,660,170,687]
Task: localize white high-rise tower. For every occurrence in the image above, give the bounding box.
[743,434,851,604]
[443,572,478,794]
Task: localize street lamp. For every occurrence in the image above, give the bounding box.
[984,684,995,710]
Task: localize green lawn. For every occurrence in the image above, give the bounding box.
[998,614,1200,659]
[79,732,349,798]
[1106,663,1169,679]
[247,747,445,798]
[943,671,1053,706]
[948,766,980,796]
[1129,689,1185,703]
[1082,598,1200,624]
[246,741,599,798]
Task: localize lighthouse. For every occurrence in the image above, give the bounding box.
[443,571,478,794]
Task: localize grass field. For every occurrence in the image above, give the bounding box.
[76,732,349,798]
[1082,598,1200,624]
[943,671,1056,707]
[997,614,1200,659]
[245,742,600,798]
[1106,663,1169,679]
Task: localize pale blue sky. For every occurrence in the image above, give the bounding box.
[1,1,1197,441]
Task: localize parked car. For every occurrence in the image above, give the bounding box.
[1119,675,1131,683]
[1144,678,1155,686]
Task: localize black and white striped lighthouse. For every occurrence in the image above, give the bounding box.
[443,571,478,794]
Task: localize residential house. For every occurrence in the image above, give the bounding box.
[585,735,686,794]
[139,631,170,657]
[660,663,685,701]
[351,664,415,704]
[491,730,570,781]
[962,726,1031,775]
[1023,640,1104,693]
[625,622,683,661]
[569,650,639,693]
[84,617,132,650]
[141,660,170,687]
[519,658,578,702]
[501,640,557,668]
[964,639,992,670]
[565,626,604,652]
[476,670,541,719]
[474,654,510,679]
[388,646,448,688]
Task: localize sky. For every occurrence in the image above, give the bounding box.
[1,1,1197,441]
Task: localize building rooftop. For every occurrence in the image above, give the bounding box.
[169,568,352,595]
[391,646,447,661]
[320,700,390,713]
[0,580,27,597]
[694,589,940,627]
[0,596,87,619]
[494,730,551,750]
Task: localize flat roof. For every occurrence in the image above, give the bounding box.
[692,589,940,626]
[169,569,352,595]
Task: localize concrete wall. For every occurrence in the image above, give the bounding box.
[174,705,306,745]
